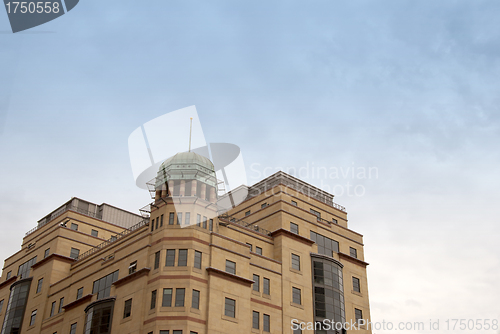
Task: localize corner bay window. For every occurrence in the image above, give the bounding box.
[84,299,115,334]
[310,231,339,257]
[92,270,119,300]
[178,249,188,266]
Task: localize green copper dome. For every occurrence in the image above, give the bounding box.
[159,152,214,171]
[156,152,217,189]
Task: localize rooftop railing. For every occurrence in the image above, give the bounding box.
[218,214,271,236]
[75,218,149,262]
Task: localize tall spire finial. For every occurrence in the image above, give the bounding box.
[188,117,193,152]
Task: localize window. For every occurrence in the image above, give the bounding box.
[263,278,270,295]
[310,231,339,256]
[224,298,235,318]
[58,297,64,313]
[225,260,236,274]
[202,216,207,229]
[29,310,37,326]
[50,301,56,317]
[291,200,298,206]
[185,212,190,225]
[178,249,188,266]
[154,251,161,269]
[190,332,197,334]
[173,331,182,334]
[191,289,200,309]
[175,288,185,307]
[209,219,213,231]
[290,222,299,234]
[353,277,360,293]
[36,278,43,293]
[17,256,37,279]
[355,308,363,323]
[310,208,321,220]
[84,298,114,334]
[70,223,78,231]
[160,331,169,334]
[350,247,357,258]
[246,243,252,251]
[255,246,263,255]
[332,218,338,224]
[245,210,251,216]
[92,270,119,299]
[253,274,260,292]
[166,249,175,266]
[156,217,159,230]
[123,299,132,318]
[293,325,302,334]
[70,323,77,334]
[6,271,11,279]
[76,287,83,299]
[160,214,164,227]
[263,314,270,332]
[169,212,175,225]
[70,248,80,259]
[162,288,172,307]
[151,290,157,309]
[194,251,202,269]
[0,299,4,313]
[151,220,154,232]
[177,212,182,225]
[252,311,259,329]
[291,254,300,270]
[292,287,301,304]
[261,203,267,209]
[90,229,98,237]
[129,261,137,274]
[196,214,201,227]
[44,248,50,258]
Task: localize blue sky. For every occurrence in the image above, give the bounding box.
[1,1,499,332]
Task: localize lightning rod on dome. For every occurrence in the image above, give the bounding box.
[188,117,193,152]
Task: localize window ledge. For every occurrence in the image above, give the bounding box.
[252,290,260,296]
[289,268,302,275]
[120,316,132,324]
[222,315,238,323]
[291,302,304,309]
[190,307,200,314]
[262,294,271,300]
[351,290,362,297]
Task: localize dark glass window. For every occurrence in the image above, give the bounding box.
[151,290,157,309]
[209,219,213,231]
[310,231,339,256]
[0,299,3,313]
[291,254,300,270]
[224,298,235,318]
[92,270,119,300]
[185,212,190,226]
[194,251,202,269]
[70,323,77,334]
[155,217,159,230]
[332,218,338,224]
[50,301,56,317]
[253,274,259,292]
[6,271,11,279]
[36,278,43,293]
[129,261,137,274]
[91,229,98,237]
[173,331,182,334]
[84,300,114,334]
[169,212,175,225]
[263,314,270,332]
[202,216,207,229]
[178,249,188,266]
[154,251,160,269]
[291,200,298,206]
[196,214,201,227]
[246,243,252,251]
[44,248,50,258]
[151,220,154,232]
[263,278,270,295]
[175,288,185,307]
[58,297,64,313]
[17,256,37,279]
[160,214,164,227]
[252,311,259,329]
[159,331,169,334]
[77,287,83,299]
[29,309,37,326]
[70,223,78,231]
[70,248,80,259]
[353,277,360,293]
[292,287,301,304]
[225,260,236,274]
[191,290,200,309]
[290,222,299,234]
[245,210,251,216]
[350,247,357,258]
[162,288,172,307]
[123,299,132,318]
[293,326,302,334]
[261,203,267,209]
[177,212,182,225]
[355,308,363,323]
[255,247,262,255]
[1,279,32,333]
[312,257,345,325]
[166,249,176,266]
